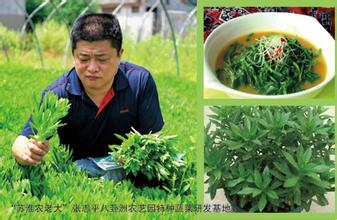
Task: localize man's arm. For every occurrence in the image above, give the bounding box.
[12,135,50,166]
[137,73,164,134]
[12,72,70,165]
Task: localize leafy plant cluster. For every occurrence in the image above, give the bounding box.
[20,91,74,198]
[205,106,335,212]
[30,91,70,142]
[110,129,195,196]
[217,34,321,95]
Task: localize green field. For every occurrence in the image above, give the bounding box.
[0,30,197,219]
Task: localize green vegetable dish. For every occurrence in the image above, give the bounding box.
[216,32,326,95]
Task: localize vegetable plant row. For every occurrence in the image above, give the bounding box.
[0,88,196,219]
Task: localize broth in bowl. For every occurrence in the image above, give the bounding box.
[215,32,327,95]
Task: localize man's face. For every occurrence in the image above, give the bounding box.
[73,40,123,92]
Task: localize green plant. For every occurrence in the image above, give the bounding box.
[26,0,100,27]
[21,91,71,198]
[48,144,74,173]
[30,91,70,142]
[162,161,196,196]
[36,21,69,55]
[205,106,335,212]
[109,129,188,193]
[0,25,21,51]
[217,34,321,95]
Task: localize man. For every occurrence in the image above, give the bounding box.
[12,13,164,166]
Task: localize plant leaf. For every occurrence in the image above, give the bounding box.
[238,187,257,195]
[254,170,263,188]
[258,194,267,211]
[252,188,262,197]
[313,165,330,173]
[114,133,126,141]
[273,162,291,175]
[223,140,245,150]
[283,176,299,188]
[303,147,312,164]
[307,178,330,189]
[252,139,262,145]
[269,169,285,181]
[316,194,329,206]
[282,151,299,170]
[266,190,279,200]
[227,178,244,187]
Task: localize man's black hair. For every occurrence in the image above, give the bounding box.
[70,13,123,54]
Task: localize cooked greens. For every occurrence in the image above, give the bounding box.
[217,34,322,95]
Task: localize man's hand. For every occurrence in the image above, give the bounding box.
[12,135,50,165]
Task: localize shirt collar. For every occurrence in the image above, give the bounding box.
[65,67,82,96]
[65,66,129,96]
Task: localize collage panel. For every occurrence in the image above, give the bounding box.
[204,105,335,213]
[204,106,335,212]
[203,7,335,99]
[0,1,198,219]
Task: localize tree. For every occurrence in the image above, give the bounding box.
[26,0,100,27]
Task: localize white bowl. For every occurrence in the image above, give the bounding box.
[204,12,335,99]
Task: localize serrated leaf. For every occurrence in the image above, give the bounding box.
[182,184,191,193]
[266,190,279,200]
[273,162,291,175]
[270,180,283,190]
[256,129,269,139]
[269,169,285,181]
[244,116,251,131]
[262,166,270,179]
[296,145,304,166]
[283,176,299,188]
[209,185,217,200]
[238,187,257,195]
[258,194,267,211]
[229,122,244,139]
[307,177,330,189]
[252,188,262,197]
[261,177,271,189]
[252,139,262,145]
[303,148,312,164]
[254,170,263,188]
[114,133,126,141]
[223,140,245,150]
[316,194,329,206]
[227,178,244,187]
[247,175,254,183]
[282,151,299,170]
[238,164,245,176]
[313,165,330,173]
[305,172,321,181]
